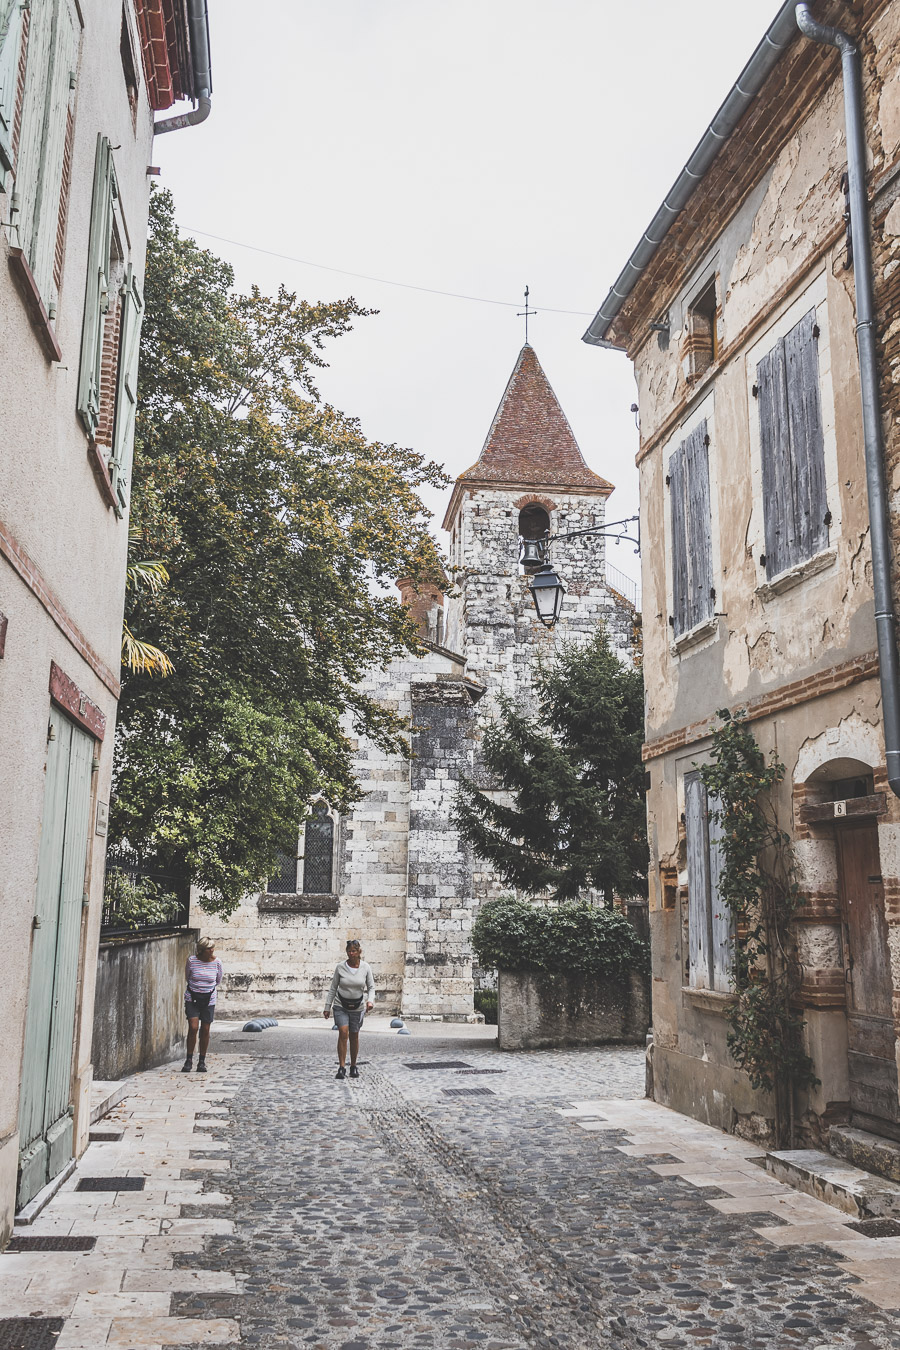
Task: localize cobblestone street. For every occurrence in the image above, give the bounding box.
[4,1024,900,1349]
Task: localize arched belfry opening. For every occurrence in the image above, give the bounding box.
[518,503,550,574]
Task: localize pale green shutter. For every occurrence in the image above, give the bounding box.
[12,0,52,249]
[0,0,25,173]
[76,135,115,437]
[109,263,144,514]
[28,0,77,306]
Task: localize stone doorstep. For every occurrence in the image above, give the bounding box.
[766,1148,900,1219]
[90,1080,131,1125]
[830,1124,900,1183]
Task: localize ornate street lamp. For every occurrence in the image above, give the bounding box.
[530,563,567,628]
[520,515,641,629]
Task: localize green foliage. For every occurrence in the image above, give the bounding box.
[471,895,649,981]
[113,190,448,915]
[473,989,498,1025]
[454,633,647,902]
[699,710,817,1140]
[103,869,181,928]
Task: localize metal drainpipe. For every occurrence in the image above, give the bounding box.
[796,3,900,797]
[154,0,212,135]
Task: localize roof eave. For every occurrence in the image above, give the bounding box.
[583,0,801,348]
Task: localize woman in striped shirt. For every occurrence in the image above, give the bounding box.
[181,938,223,1074]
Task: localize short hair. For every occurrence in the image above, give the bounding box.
[197,937,216,956]
[346,938,361,950]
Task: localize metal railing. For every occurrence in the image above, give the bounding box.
[605,561,641,610]
[101,854,191,939]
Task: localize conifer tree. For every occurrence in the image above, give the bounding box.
[454,633,647,902]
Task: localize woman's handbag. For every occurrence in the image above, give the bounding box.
[188,987,213,1009]
[337,994,364,1011]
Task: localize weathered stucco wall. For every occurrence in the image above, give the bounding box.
[608,0,900,1143]
[92,930,198,1081]
[497,969,649,1051]
[0,0,160,1240]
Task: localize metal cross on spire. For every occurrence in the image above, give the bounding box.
[517,286,537,344]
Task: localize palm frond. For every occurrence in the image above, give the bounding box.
[122,623,174,676]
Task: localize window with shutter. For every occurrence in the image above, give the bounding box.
[685,771,732,991]
[109,264,144,515]
[757,308,828,579]
[0,0,25,173]
[10,0,79,309]
[669,418,713,638]
[77,136,117,440]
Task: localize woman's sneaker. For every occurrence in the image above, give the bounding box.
[335,1066,347,1079]
[181,1057,193,1073]
[349,1065,360,1079]
[196,1059,207,1073]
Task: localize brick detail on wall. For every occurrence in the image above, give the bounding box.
[643,654,880,762]
[94,298,121,450]
[52,106,75,300]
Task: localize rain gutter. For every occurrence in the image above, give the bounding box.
[582,0,800,349]
[154,0,212,135]
[795,3,900,797]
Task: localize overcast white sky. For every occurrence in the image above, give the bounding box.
[155,0,782,588]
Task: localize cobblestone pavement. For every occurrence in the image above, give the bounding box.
[4,1025,900,1349]
[188,1025,900,1349]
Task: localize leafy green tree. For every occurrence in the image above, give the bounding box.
[454,633,647,901]
[113,190,447,915]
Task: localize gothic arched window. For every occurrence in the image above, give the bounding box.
[518,504,550,574]
[266,838,299,895]
[302,802,335,894]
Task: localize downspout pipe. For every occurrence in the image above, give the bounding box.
[154,0,212,135]
[795,3,900,797]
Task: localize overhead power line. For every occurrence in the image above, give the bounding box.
[181,226,594,317]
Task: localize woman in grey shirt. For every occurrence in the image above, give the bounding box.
[323,938,375,1079]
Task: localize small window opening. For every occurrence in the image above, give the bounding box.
[120,10,139,127]
[831,775,873,801]
[684,278,718,382]
[518,504,550,575]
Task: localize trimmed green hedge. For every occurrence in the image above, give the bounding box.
[472,896,649,981]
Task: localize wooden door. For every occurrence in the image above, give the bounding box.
[17,709,93,1208]
[835,822,900,1137]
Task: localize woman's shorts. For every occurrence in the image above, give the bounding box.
[185,999,216,1025]
[333,1005,365,1033]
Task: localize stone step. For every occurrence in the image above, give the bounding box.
[766,1148,900,1219]
[829,1124,900,1184]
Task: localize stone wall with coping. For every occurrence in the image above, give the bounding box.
[497,968,650,1050]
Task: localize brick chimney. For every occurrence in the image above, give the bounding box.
[397,578,445,645]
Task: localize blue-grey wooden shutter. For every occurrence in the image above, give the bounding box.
[77,135,116,438]
[669,443,689,636]
[109,263,143,514]
[28,0,77,307]
[670,420,713,638]
[685,771,713,988]
[758,308,828,578]
[0,0,25,173]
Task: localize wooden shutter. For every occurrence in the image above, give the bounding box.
[26,0,77,305]
[11,0,52,251]
[0,0,25,172]
[708,802,733,992]
[669,419,713,638]
[109,264,144,514]
[758,308,828,578]
[77,135,116,438]
[685,771,713,988]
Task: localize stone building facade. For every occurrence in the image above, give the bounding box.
[198,344,637,1021]
[585,0,900,1150]
[0,0,211,1238]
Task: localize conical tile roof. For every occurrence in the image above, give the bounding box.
[459,344,613,493]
